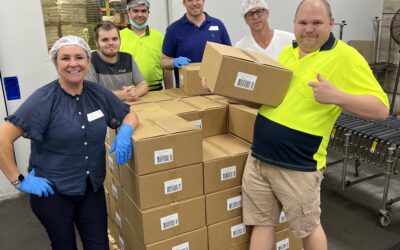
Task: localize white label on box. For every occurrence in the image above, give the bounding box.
[106,128,110,138]
[276,238,289,250]
[111,184,118,199]
[227,195,242,211]
[108,155,114,170]
[172,242,190,250]
[221,166,237,181]
[118,235,125,250]
[164,178,183,195]
[191,119,202,129]
[115,212,121,228]
[231,223,246,238]
[234,72,257,90]
[160,213,179,231]
[279,211,287,223]
[154,148,174,165]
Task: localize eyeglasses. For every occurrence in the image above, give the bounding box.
[245,9,266,19]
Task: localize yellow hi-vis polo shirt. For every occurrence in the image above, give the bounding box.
[120,26,164,91]
[252,33,389,171]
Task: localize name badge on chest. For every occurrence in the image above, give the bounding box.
[87,110,104,122]
[209,25,219,31]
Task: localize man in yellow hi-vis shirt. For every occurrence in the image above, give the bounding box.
[242,0,389,250]
[120,0,172,91]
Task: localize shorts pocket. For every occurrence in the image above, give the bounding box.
[300,202,321,234]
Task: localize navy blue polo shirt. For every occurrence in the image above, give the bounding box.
[6,80,129,196]
[162,12,232,87]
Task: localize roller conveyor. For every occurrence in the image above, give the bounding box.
[328,112,400,226]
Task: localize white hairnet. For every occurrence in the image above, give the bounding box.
[241,0,269,16]
[49,35,91,62]
[126,0,150,10]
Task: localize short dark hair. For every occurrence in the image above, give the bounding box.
[94,21,120,42]
[295,0,332,19]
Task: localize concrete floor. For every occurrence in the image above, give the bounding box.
[0,149,399,250]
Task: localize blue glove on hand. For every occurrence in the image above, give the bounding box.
[18,169,54,197]
[110,124,133,165]
[173,56,191,68]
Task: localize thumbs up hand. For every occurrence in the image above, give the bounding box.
[308,73,340,104]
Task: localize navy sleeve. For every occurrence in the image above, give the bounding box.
[162,26,177,58]
[98,83,130,129]
[5,87,52,142]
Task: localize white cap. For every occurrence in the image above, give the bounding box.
[49,35,91,62]
[241,0,269,16]
[126,0,150,10]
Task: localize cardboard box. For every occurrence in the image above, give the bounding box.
[203,94,227,101]
[206,186,242,225]
[179,63,211,96]
[108,216,119,245]
[109,193,123,228]
[164,88,189,99]
[228,242,250,250]
[121,218,208,250]
[105,127,116,147]
[207,216,250,250]
[132,114,202,175]
[105,188,111,216]
[199,42,292,106]
[105,144,119,181]
[104,167,112,193]
[120,163,204,210]
[228,104,258,143]
[347,40,374,64]
[123,193,206,245]
[276,211,290,232]
[275,228,303,250]
[126,90,174,105]
[180,96,227,137]
[203,134,250,193]
[157,97,227,138]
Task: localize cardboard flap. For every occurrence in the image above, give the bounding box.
[131,102,162,112]
[206,42,289,71]
[151,115,199,134]
[181,63,201,71]
[207,42,255,62]
[133,120,168,140]
[157,99,198,114]
[206,134,250,156]
[140,91,174,102]
[164,88,189,99]
[243,50,288,70]
[203,140,229,162]
[182,96,225,110]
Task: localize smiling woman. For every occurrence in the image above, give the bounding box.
[0,35,139,250]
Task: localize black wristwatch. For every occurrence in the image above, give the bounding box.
[11,174,25,187]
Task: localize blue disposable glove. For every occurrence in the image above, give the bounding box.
[110,124,133,165]
[18,169,54,197]
[173,56,191,68]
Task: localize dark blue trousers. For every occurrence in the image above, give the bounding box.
[30,186,109,250]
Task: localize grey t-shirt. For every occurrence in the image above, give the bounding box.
[86,51,144,90]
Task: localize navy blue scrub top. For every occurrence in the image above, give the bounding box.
[162,12,232,87]
[6,80,130,196]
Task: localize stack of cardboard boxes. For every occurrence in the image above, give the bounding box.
[104,42,303,250]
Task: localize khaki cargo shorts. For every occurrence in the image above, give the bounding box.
[242,152,324,238]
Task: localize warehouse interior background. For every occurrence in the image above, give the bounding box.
[0,0,400,249]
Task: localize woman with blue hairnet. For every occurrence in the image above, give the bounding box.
[0,35,138,249]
